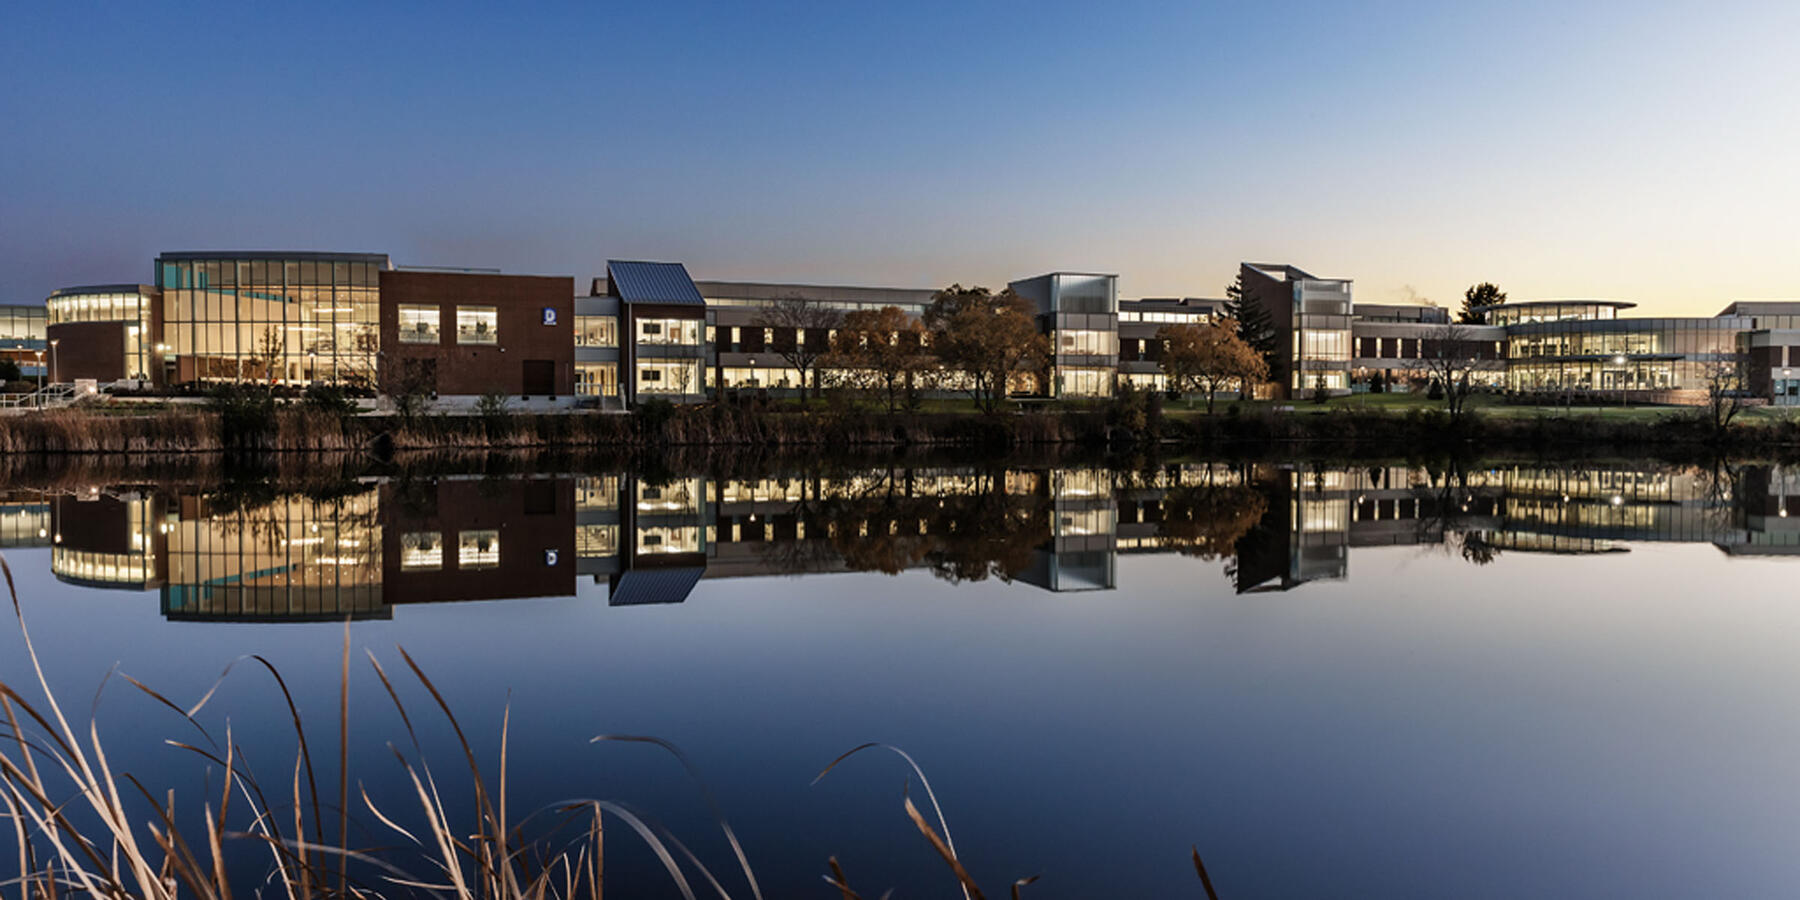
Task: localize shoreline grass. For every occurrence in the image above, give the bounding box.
[0,554,1219,898]
[8,392,1800,459]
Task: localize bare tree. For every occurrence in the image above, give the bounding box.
[382,358,436,423]
[669,359,697,399]
[1410,462,1500,566]
[1406,323,1493,423]
[1701,351,1749,438]
[753,296,843,401]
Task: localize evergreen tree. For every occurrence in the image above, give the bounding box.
[1223,272,1279,373]
[1459,282,1507,324]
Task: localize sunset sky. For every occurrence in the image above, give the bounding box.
[3,0,1795,313]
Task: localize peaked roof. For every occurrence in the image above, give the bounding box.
[609,567,705,606]
[606,261,704,305]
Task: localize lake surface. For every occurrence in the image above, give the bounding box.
[4,456,1800,897]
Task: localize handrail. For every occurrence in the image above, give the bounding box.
[0,383,84,410]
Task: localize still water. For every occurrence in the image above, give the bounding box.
[4,457,1800,897]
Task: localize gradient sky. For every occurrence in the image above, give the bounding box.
[3,0,1796,313]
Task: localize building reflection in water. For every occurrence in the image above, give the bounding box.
[22,460,1800,620]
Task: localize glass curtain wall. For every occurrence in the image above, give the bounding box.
[162,489,383,619]
[0,307,47,345]
[158,256,383,387]
[1504,318,1747,392]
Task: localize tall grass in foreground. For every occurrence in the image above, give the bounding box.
[0,555,1219,899]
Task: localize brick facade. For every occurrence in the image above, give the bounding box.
[378,270,574,397]
[45,321,129,382]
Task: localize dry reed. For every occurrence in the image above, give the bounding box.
[0,551,1174,899]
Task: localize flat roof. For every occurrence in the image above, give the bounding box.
[1473,299,1638,313]
[156,251,392,265]
[1122,297,1220,307]
[49,283,154,297]
[695,279,936,302]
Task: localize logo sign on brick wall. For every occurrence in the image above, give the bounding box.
[542,307,558,326]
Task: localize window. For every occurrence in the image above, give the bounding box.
[457,530,500,569]
[400,532,442,571]
[637,361,700,394]
[1057,367,1114,398]
[636,526,701,554]
[636,318,701,345]
[576,524,619,556]
[1301,330,1350,361]
[575,315,616,347]
[575,363,617,396]
[399,305,440,344]
[1057,330,1116,357]
[457,306,498,344]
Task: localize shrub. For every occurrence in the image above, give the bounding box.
[0,359,19,383]
[477,391,513,438]
[634,396,677,432]
[302,382,359,417]
[206,383,277,450]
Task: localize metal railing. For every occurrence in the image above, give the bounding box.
[0,383,83,410]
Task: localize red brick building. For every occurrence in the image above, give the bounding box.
[379,269,575,398]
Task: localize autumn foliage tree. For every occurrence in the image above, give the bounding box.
[923,286,1050,414]
[825,305,932,413]
[1156,321,1269,413]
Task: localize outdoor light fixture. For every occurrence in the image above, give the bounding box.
[1612,355,1627,365]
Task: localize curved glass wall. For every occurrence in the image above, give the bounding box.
[1486,302,1630,327]
[1505,317,1749,392]
[157,255,385,386]
[46,287,153,380]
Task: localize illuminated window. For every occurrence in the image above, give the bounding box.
[576,363,618,396]
[576,524,619,556]
[575,475,619,510]
[457,306,498,345]
[398,305,440,344]
[637,361,701,394]
[575,315,617,347]
[1057,330,1115,356]
[636,319,701,345]
[458,529,500,569]
[400,532,442,571]
[637,526,701,554]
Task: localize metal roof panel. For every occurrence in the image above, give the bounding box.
[607,261,705,306]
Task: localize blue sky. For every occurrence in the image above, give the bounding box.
[3,0,1795,312]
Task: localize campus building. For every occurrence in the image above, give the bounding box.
[0,304,47,378]
[1239,262,1356,397]
[25,249,1800,407]
[27,459,1800,620]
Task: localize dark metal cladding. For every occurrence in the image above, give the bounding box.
[606,261,705,306]
[608,567,705,606]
